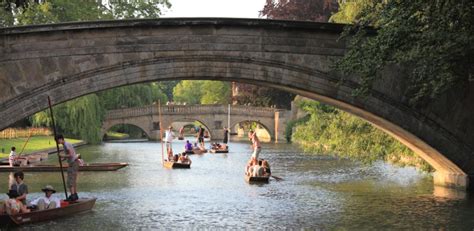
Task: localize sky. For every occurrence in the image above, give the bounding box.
[161,0,267,18]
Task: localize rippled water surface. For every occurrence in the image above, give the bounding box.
[1,139,473,230]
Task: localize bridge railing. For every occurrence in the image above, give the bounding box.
[105,104,286,120]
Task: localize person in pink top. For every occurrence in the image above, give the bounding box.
[249,130,261,160]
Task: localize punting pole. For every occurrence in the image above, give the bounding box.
[47,96,68,199]
[158,101,165,166]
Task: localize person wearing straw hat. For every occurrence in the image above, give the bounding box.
[29,185,61,210]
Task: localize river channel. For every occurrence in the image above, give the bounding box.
[1,139,473,230]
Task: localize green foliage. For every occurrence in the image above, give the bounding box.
[200,81,231,104]
[2,0,171,27]
[31,95,104,144]
[284,115,310,142]
[156,80,179,100]
[173,81,203,105]
[105,0,171,19]
[98,83,168,110]
[173,80,231,105]
[329,0,371,24]
[334,0,474,105]
[233,83,295,109]
[292,98,432,171]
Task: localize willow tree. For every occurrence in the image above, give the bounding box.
[31,95,105,144]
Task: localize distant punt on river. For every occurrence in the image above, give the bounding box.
[163,161,191,169]
[0,163,128,172]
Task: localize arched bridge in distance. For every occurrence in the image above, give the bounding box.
[0,18,473,190]
[102,104,290,142]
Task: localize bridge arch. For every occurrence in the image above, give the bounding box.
[169,119,213,139]
[230,120,274,142]
[101,122,151,140]
[0,19,472,189]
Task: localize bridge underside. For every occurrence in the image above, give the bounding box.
[0,19,473,190]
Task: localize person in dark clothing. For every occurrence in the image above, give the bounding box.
[197,126,205,147]
[223,127,229,144]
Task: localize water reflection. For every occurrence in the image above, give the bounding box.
[0,139,473,230]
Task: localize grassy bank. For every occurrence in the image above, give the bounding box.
[0,136,82,158]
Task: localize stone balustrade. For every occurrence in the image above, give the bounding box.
[105,104,285,120]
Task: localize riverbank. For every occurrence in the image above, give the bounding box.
[0,136,84,159]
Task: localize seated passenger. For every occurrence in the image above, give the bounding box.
[245,158,257,176]
[167,148,173,161]
[221,144,228,150]
[181,153,192,164]
[29,185,60,210]
[4,190,30,215]
[251,160,265,177]
[173,154,179,162]
[185,140,193,152]
[261,159,271,176]
[77,154,85,166]
[199,143,206,151]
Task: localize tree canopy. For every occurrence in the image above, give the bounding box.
[13,0,171,143]
[0,0,171,27]
[173,80,231,105]
[333,0,473,105]
[260,0,338,22]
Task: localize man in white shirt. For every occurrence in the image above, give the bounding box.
[164,126,175,160]
[30,185,61,210]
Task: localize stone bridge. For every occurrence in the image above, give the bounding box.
[0,18,473,189]
[102,104,290,141]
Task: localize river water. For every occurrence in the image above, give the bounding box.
[1,139,473,230]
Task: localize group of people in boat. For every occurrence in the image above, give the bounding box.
[184,140,206,153]
[1,134,82,215]
[0,171,61,215]
[210,142,228,151]
[244,130,271,177]
[245,158,271,177]
[165,125,230,161]
[165,126,195,163]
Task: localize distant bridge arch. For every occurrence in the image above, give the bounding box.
[101,104,289,142]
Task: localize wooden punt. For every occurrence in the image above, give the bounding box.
[0,163,128,172]
[0,198,96,226]
[210,148,229,153]
[245,175,270,183]
[163,161,191,169]
[184,149,207,155]
[27,155,42,164]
